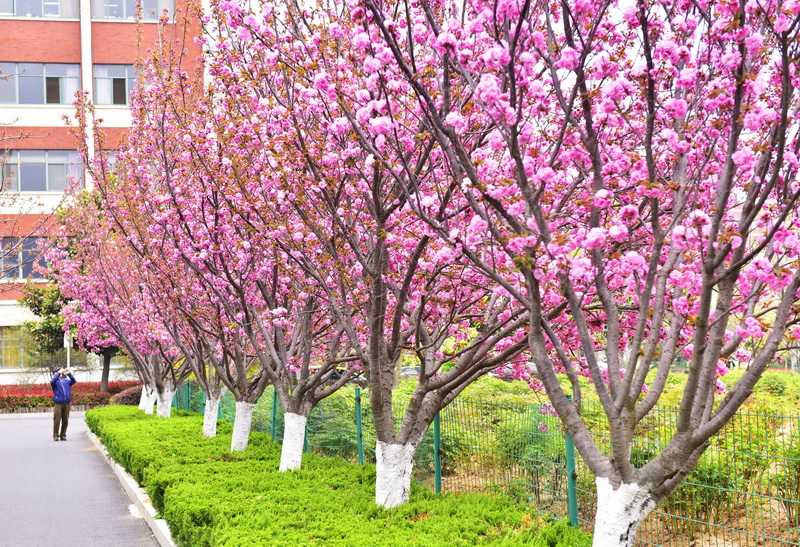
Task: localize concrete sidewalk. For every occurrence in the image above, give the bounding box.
[0,411,159,547]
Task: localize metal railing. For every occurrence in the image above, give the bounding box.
[172,382,800,546]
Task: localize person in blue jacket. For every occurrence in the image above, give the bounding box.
[50,368,76,441]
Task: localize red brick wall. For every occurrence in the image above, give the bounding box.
[0,286,30,301]
[92,8,202,67]
[3,128,77,149]
[2,127,129,149]
[0,15,200,68]
[0,21,81,63]
[92,22,162,63]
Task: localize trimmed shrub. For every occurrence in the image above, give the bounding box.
[0,380,139,410]
[112,385,143,406]
[85,406,592,547]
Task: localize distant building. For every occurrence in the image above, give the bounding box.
[0,0,200,382]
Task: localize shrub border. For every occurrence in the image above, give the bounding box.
[86,427,175,547]
[0,405,107,414]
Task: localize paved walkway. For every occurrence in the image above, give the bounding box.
[0,411,159,547]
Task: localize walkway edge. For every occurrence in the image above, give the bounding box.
[86,428,176,547]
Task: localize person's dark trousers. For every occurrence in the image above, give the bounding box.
[53,403,71,440]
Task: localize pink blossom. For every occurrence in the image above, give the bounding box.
[352,32,371,50]
[369,116,394,136]
[664,99,688,119]
[619,205,639,225]
[554,47,579,70]
[445,111,468,134]
[608,224,629,242]
[593,189,612,208]
[774,15,791,33]
[313,72,332,93]
[476,74,503,104]
[434,31,458,53]
[744,33,763,56]
[584,228,607,250]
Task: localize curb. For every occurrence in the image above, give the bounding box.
[0,405,106,415]
[86,428,176,547]
[0,410,86,420]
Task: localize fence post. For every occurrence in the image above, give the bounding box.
[434,412,442,494]
[355,387,364,465]
[565,423,579,527]
[271,388,278,442]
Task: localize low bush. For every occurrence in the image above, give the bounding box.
[663,452,744,534]
[775,427,800,527]
[0,380,140,410]
[86,406,592,547]
[0,380,138,396]
[112,385,143,406]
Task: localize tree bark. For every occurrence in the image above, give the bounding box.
[100,351,112,393]
[156,389,174,418]
[279,412,307,471]
[231,401,255,451]
[202,395,221,438]
[374,441,415,508]
[139,386,156,414]
[592,477,658,547]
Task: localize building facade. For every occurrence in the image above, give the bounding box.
[0,0,200,383]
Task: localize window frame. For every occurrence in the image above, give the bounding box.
[3,149,84,192]
[0,0,78,18]
[1,236,45,281]
[93,64,137,106]
[0,63,80,105]
[0,326,26,369]
[91,0,173,21]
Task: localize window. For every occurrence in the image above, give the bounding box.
[94,65,137,105]
[3,150,83,192]
[0,63,80,105]
[1,237,45,281]
[0,0,78,17]
[0,327,25,368]
[92,0,172,20]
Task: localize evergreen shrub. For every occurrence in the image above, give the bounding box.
[112,385,143,405]
[85,406,592,546]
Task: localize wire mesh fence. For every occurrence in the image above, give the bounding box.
[172,381,800,546]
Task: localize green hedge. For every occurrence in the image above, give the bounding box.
[86,406,592,547]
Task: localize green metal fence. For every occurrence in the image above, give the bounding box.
[172,382,800,546]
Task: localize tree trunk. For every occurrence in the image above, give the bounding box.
[231,401,255,452]
[592,477,657,547]
[100,351,112,393]
[139,386,156,414]
[156,389,175,418]
[202,395,221,438]
[279,412,307,471]
[374,441,415,508]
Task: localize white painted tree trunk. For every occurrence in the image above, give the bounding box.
[230,401,255,452]
[156,389,174,418]
[592,477,657,547]
[202,395,221,438]
[139,387,156,414]
[279,413,307,471]
[374,441,415,508]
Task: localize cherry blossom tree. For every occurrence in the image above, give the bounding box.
[48,191,191,417]
[72,34,363,458]
[296,0,800,543]
[201,0,530,504]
